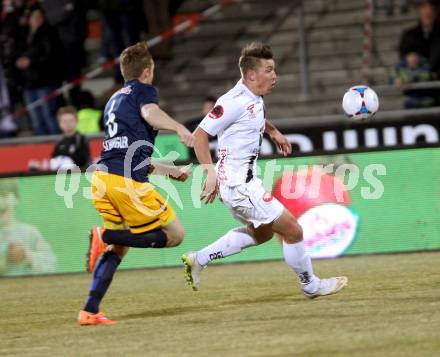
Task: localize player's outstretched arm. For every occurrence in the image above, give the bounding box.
[265,120,292,157]
[194,127,217,204]
[149,162,191,182]
[141,103,195,147]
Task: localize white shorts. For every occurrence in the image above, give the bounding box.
[218,178,284,228]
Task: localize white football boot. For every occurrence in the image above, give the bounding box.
[303,276,348,299]
[181,252,205,291]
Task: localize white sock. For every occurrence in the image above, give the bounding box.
[196,227,257,266]
[282,240,320,293]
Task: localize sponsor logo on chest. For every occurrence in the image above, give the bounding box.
[246,102,263,120]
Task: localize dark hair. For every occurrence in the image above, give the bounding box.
[57,105,77,120]
[120,42,153,81]
[29,4,44,14]
[239,42,273,76]
[419,0,437,11]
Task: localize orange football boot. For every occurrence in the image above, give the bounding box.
[78,310,116,325]
[85,226,107,273]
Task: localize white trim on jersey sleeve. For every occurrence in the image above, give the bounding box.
[198,99,241,136]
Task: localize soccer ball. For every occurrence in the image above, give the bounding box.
[342,85,379,120]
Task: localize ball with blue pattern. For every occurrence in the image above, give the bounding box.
[342,85,379,120]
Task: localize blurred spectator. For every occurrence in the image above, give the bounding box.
[383,0,409,16]
[50,105,91,170]
[143,0,184,60]
[143,0,171,59]
[0,178,56,276]
[76,90,103,134]
[0,0,31,121]
[391,52,436,108]
[15,6,64,135]
[398,1,440,78]
[0,63,17,138]
[40,0,88,107]
[185,95,217,132]
[98,0,146,83]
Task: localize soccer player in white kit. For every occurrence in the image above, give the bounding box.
[182,43,347,298]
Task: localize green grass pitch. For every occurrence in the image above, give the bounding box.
[1,252,439,356]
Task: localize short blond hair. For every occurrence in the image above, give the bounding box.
[120,42,153,81]
[238,42,273,77]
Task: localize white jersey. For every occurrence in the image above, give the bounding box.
[199,80,265,186]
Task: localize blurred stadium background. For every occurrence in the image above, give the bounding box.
[1,0,440,356]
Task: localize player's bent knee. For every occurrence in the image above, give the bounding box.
[163,218,185,247]
[283,220,303,244]
[273,211,303,244]
[166,231,184,247]
[164,225,185,247]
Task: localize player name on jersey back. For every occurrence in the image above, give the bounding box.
[103,136,129,151]
[99,80,159,183]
